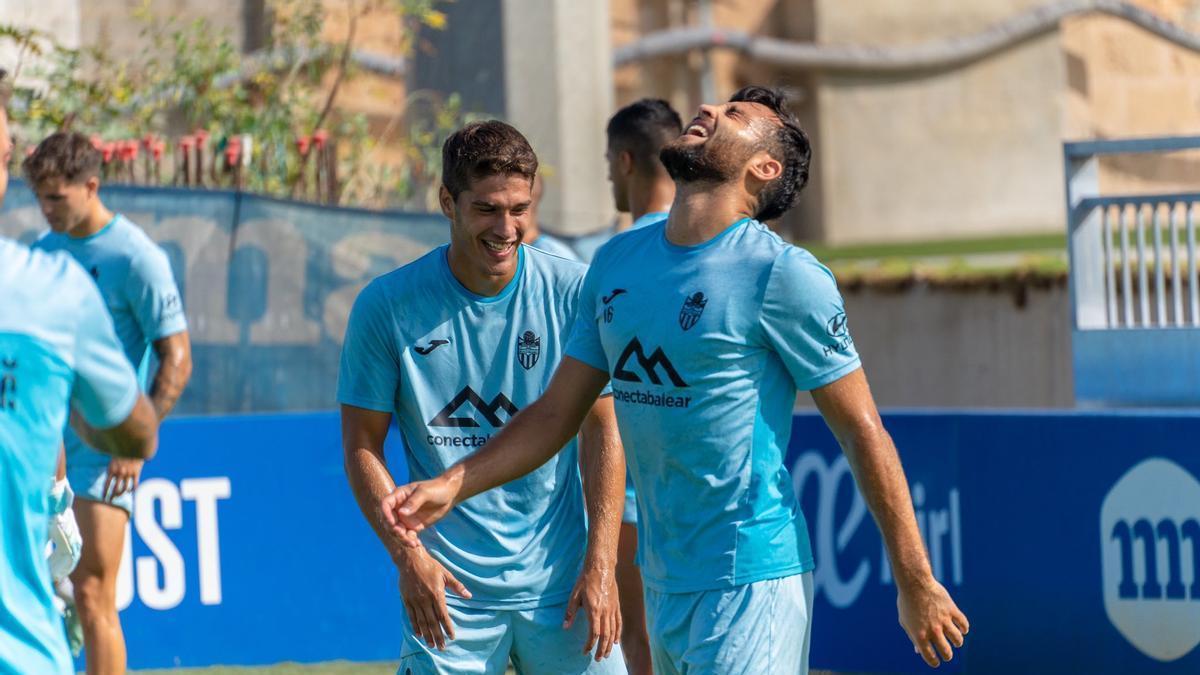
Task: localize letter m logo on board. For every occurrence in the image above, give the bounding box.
[1100,458,1200,662]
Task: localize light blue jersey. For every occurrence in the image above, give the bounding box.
[573,211,666,264]
[566,217,860,593]
[33,214,186,510]
[338,244,591,610]
[0,239,141,675]
[529,232,580,261]
[616,211,667,525]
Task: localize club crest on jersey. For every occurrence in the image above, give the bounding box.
[678,291,707,331]
[516,330,541,370]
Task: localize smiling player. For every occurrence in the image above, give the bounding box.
[382,87,969,674]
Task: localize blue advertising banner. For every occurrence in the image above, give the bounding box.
[107,410,1200,672]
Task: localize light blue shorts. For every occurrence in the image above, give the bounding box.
[398,601,627,675]
[644,572,814,675]
[66,440,132,515]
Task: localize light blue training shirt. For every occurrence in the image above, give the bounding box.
[338,244,594,609]
[0,239,141,674]
[565,217,861,593]
[33,214,187,456]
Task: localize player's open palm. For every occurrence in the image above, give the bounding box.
[897,577,969,668]
[382,479,457,545]
[398,547,472,652]
[564,564,621,662]
[105,457,144,500]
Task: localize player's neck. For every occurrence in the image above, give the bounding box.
[446,245,517,297]
[69,204,114,239]
[628,176,675,223]
[664,182,752,247]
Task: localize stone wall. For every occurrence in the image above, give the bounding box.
[811,0,1067,244]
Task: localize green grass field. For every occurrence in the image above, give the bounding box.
[132,662,398,675]
[130,665,849,675]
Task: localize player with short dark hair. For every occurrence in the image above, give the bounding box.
[383,87,970,673]
[605,98,682,221]
[0,67,161,675]
[575,99,683,264]
[596,96,684,675]
[27,131,193,675]
[339,120,627,674]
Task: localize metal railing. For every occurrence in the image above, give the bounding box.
[1065,136,1200,330]
[1064,135,1200,406]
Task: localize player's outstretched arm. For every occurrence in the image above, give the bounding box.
[811,368,969,669]
[341,404,471,651]
[567,394,625,661]
[383,356,610,542]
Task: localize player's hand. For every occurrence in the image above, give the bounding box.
[382,477,458,545]
[397,547,472,651]
[104,457,144,501]
[564,563,622,661]
[897,576,969,668]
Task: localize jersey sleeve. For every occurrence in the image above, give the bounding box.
[758,247,861,391]
[127,246,187,341]
[564,261,610,374]
[336,282,401,412]
[71,267,141,428]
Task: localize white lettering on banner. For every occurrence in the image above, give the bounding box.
[182,478,232,605]
[792,451,963,609]
[1100,458,1200,662]
[134,479,186,610]
[116,477,232,611]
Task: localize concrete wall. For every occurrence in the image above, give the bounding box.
[505,0,614,235]
[812,0,1067,244]
[796,283,1075,409]
[0,0,80,86]
[1062,0,1200,195]
[79,1,246,60]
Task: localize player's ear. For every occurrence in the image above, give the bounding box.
[85,175,100,198]
[438,185,457,220]
[746,150,782,183]
[619,150,634,177]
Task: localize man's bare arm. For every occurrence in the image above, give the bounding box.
[341,405,418,564]
[341,404,470,650]
[578,395,624,574]
[811,368,968,668]
[71,394,159,460]
[149,331,192,419]
[568,394,625,660]
[385,357,610,537]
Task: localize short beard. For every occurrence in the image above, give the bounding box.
[659,138,739,185]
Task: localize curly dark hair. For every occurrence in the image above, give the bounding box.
[441,120,538,199]
[22,132,103,185]
[728,86,812,222]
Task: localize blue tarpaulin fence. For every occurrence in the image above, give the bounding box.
[0,182,449,414]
